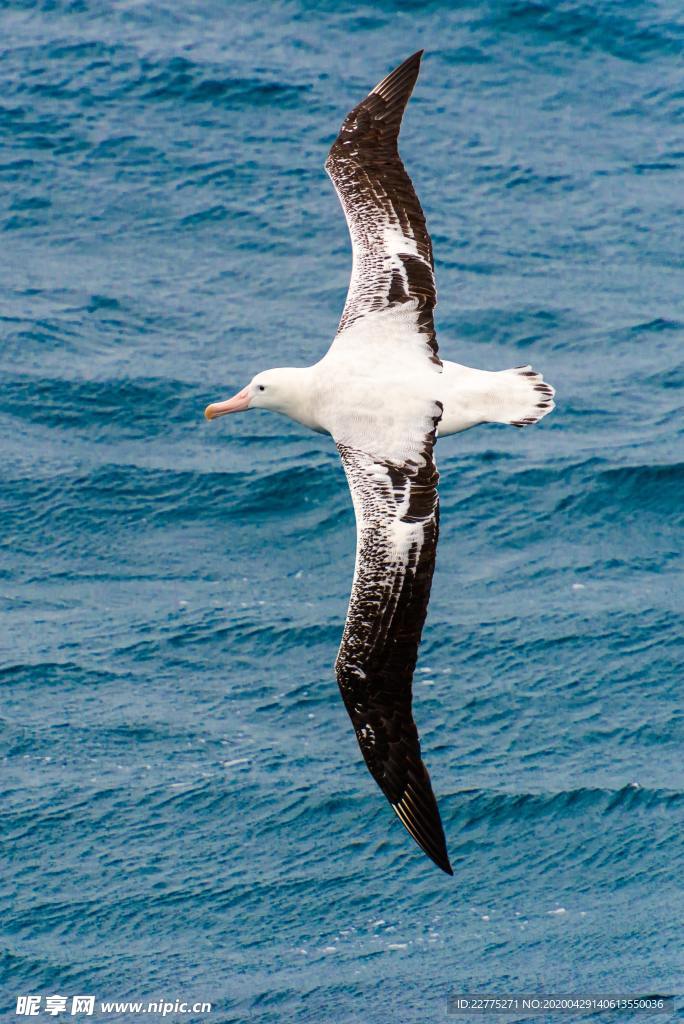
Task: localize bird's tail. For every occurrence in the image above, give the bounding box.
[491,365,556,428]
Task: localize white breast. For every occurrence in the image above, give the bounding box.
[312,311,442,465]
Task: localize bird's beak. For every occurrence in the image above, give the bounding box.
[204,386,251,420]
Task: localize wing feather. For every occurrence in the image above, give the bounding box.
[334,415,452,875]
[325,51,439,365]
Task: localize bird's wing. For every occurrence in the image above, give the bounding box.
[325,50,439,366]
[334,407,452,875]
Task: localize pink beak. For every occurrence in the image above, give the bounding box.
[204,386,251,420]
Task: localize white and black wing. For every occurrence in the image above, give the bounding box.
[335,416,452,875]
[325,50,439,366]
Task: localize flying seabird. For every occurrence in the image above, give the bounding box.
[205,51,555,875]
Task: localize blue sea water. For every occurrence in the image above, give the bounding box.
[1,1,683,1021]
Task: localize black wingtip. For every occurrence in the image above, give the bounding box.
[423,840,454,876]
[392,787,453,877]
[371,50,425,105]
[426,844,454,877]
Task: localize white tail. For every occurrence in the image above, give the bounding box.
[438,361,556,435]
[498,364,556,428]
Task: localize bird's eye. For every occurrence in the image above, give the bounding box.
[258,385,266,392]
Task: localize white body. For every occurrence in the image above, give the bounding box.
[233,307,555,463]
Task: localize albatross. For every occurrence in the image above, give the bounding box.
[205,51,555,875]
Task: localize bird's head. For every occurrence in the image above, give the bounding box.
[204,368,293,420]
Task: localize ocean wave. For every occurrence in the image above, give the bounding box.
[1,456,342,530]
[440,455,684,526]
[116,613,339,663]
[4,39,308,112]
[0,375,193,435]
[451,784,684,827]
[483,0,684,61]
[554,462,684,518]
[138,56,308,108]
[0,661,122,687]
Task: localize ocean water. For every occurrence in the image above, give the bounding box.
[1,1,683,1021]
